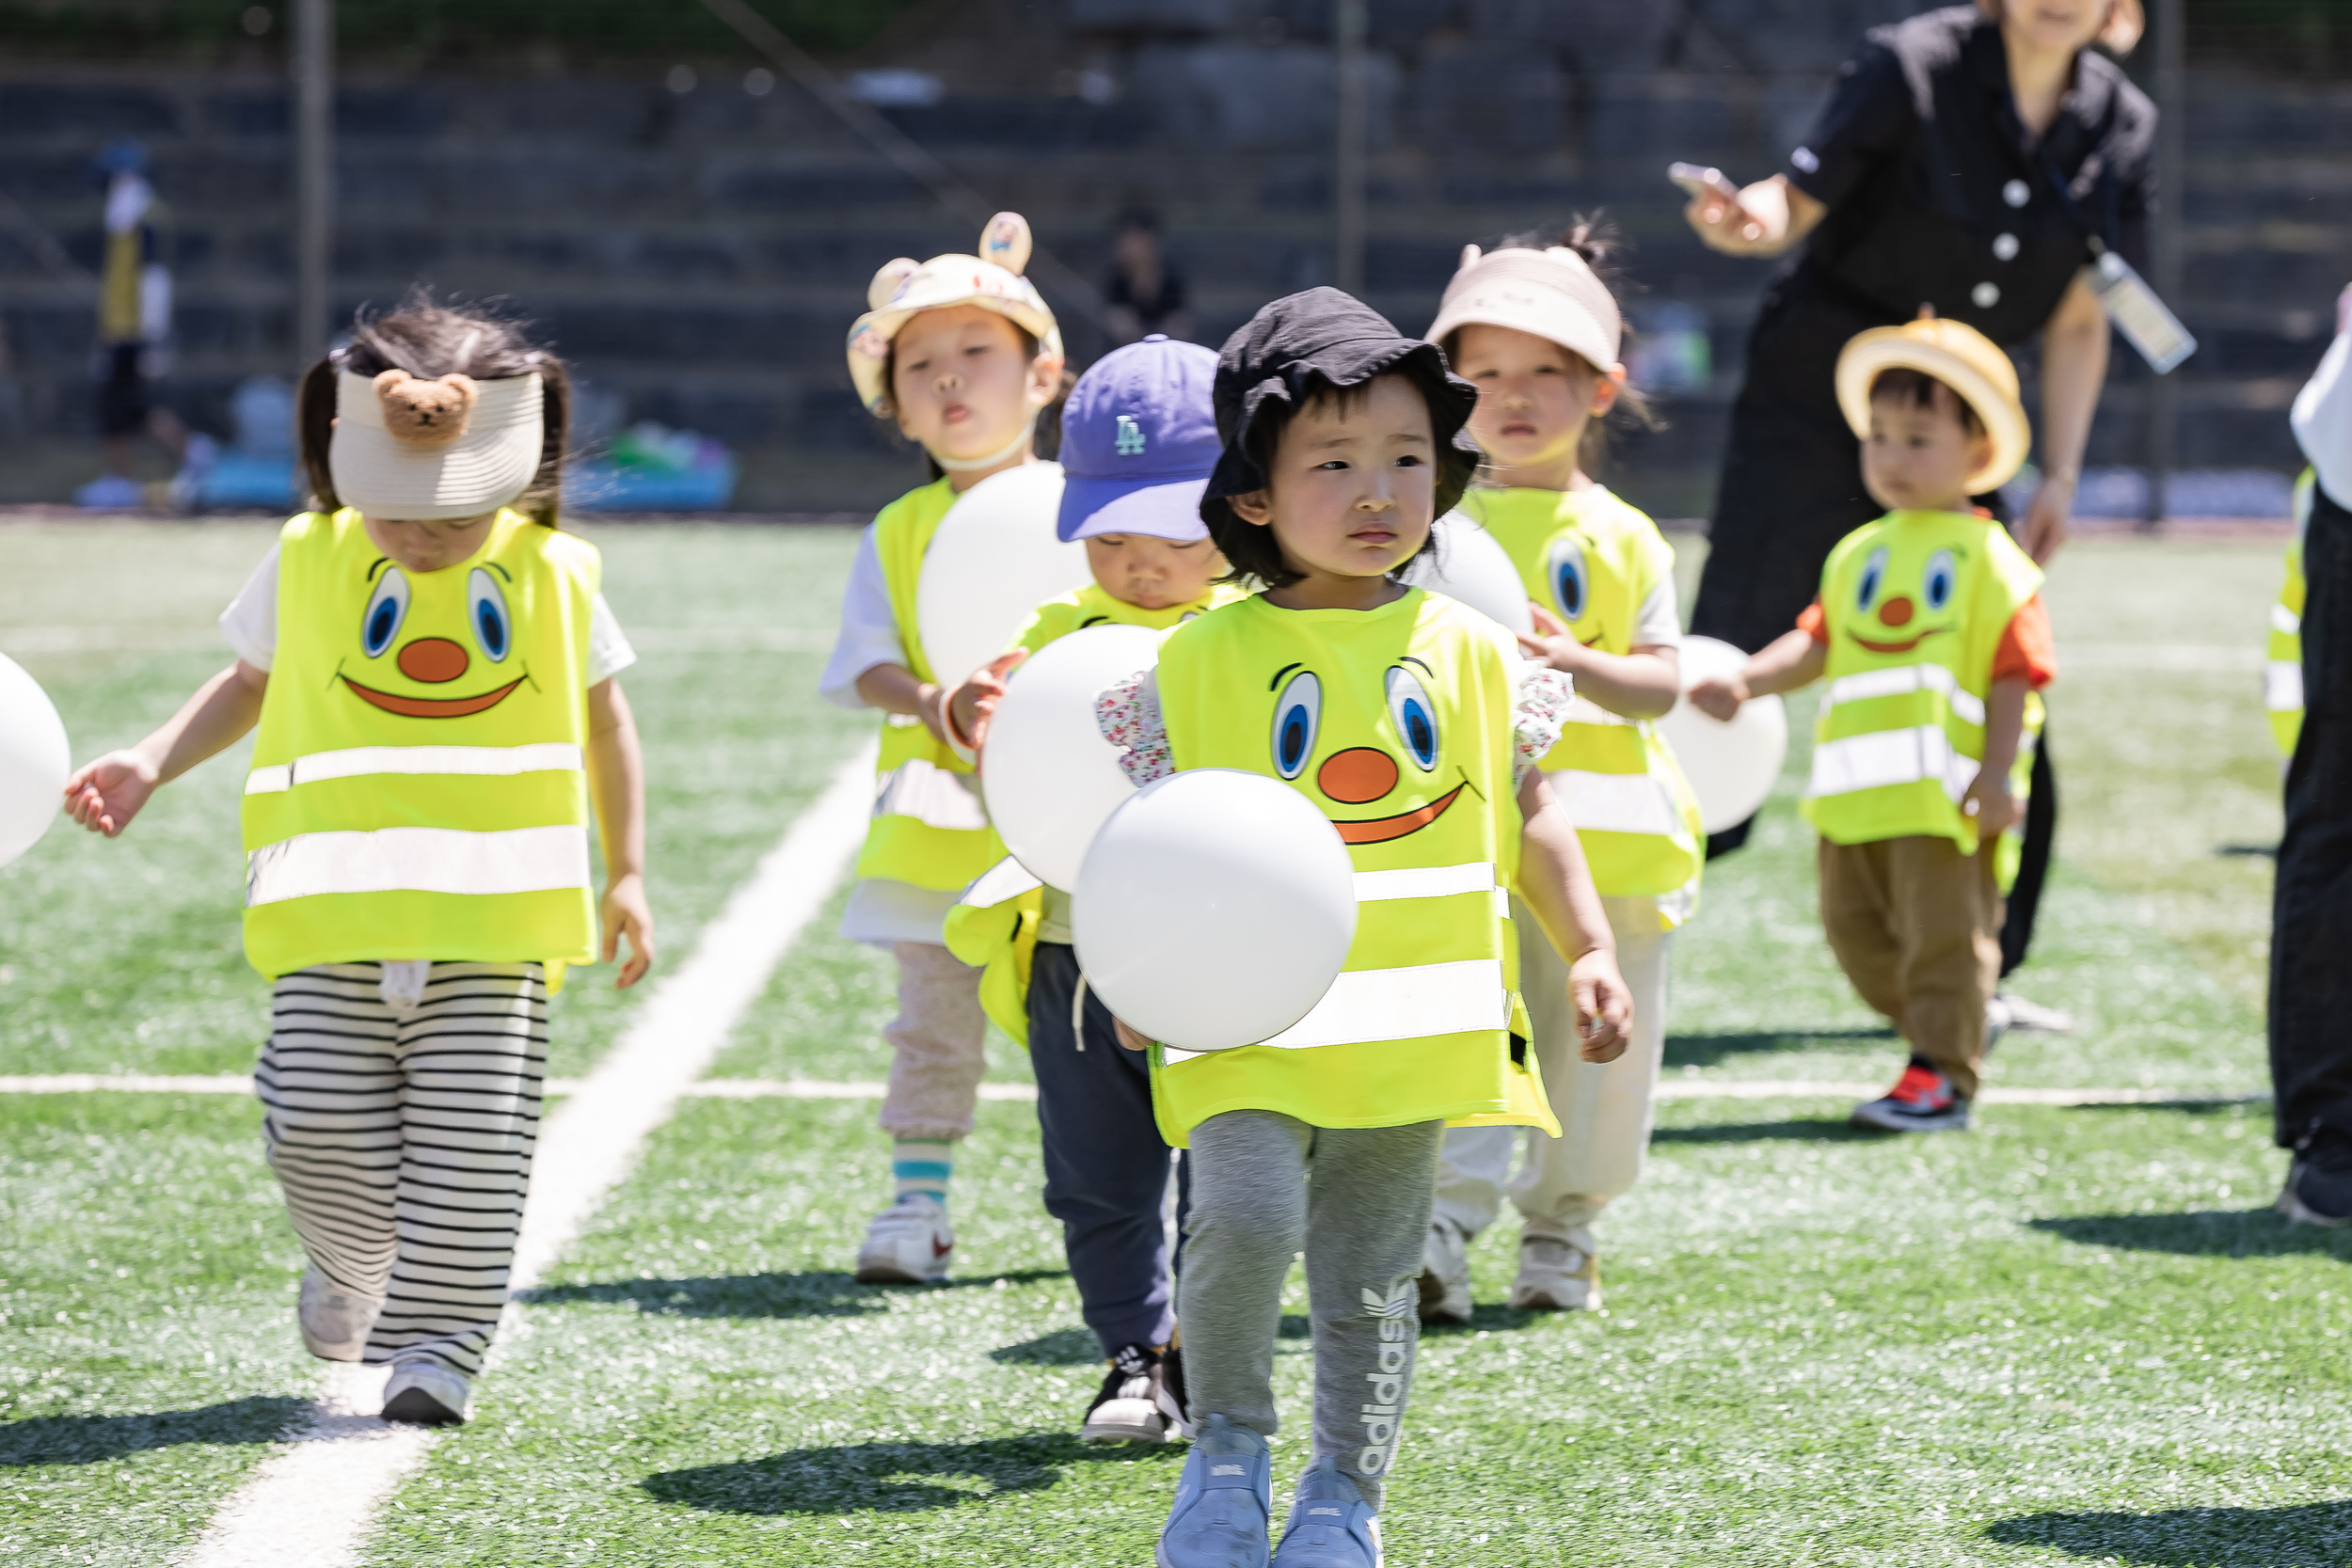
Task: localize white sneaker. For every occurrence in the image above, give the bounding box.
[1510,1227,1600,1311]
[381,1360,470,1425]
[855,1194,954,1284]
[297,1263,383,1362]
[1994,990,2075,1033]
[1415,1219,1472,1324]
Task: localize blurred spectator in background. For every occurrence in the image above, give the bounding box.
[1102,209,1191,346]
[76,139,187,510]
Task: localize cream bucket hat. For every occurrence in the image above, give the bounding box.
[1425,243,1622,375]
[329,368,545,520]
[1836,313,2030,496]
[844,212,1063,412]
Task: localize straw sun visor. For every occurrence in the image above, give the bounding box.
[1835,316,2030,497]
[329,368,544,521]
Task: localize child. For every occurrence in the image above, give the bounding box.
[62,299,654,1424]
[817,213,1070,1284]
[1417,224,1701,1319]
[944,334,1241,1445]
[1100,289,1631,1568]
[1690,314,2055,1134]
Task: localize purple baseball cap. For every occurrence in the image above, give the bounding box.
[1056,335,1221,542]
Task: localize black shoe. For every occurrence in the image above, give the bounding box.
[1082,1343,1173,1443]
[1157,1339,1190,1438]
[2278,1135,2352,1227]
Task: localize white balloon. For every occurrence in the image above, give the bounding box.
[980,623,1165,892]
[1073,768,1357,1053]
[1400,511,1534,636]
[914,463,1090,692]
[1655,634,1788,833]
[0,652,70,869]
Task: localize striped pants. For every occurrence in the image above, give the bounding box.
[256,962,548,1374]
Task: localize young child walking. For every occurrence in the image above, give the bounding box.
[62,299,654,1424]
[817,213,1071,1283]
[1691,315,2055,1133]
[945,334,1240,1444]
[1418,225,1703,1319]
[1099,290,1631,1568]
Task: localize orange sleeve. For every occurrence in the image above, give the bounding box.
[1992,594,2057,689]
[1795,598,1829,644]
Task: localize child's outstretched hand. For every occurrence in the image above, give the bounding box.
[1515,605,1589,674]
[1963,776,2021,840]
[62,750,160,838]
[600,872,656,989]
[1685,673,1746,722]
[946,648,1027,752]
[1112,1016,1153,1053]
[1569,948,1632,1063]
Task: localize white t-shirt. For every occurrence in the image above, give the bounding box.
[2295,327,2352,511]
[819,526,903,710]
[218,542,637,687]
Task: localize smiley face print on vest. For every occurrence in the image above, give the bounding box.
[1847,542,1965,657]
[342,558,526,718]
[1269,657,1465,844]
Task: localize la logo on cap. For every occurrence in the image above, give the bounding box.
[1115,413,1147,456]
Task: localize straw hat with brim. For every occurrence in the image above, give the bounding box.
[845,212,1063,412]
[1836,316,2030,496]
[329,369,545,521]
[1425,243,1622,375]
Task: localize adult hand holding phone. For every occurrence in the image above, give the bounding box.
[1674,165,1819,259]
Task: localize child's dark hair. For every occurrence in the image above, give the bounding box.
[877,321,1073,482]
[297,294,571,527]
[1206,368,1477,592]
[1443,214,1659,476]
[1867,367,1986,436]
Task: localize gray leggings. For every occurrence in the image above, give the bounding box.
[1181,1110,1442,1510]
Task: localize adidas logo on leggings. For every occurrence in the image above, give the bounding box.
[1358,1279,1414,1475]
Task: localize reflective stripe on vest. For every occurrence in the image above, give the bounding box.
[247,824,592,906]
[1819,662,1987,728]
[874,757,990,831]
[1810,724,1978,802]
[1168,958,1506,1064]
[1549,769,1686,838]
[245,742,582,795]
[2267,662,2306,713]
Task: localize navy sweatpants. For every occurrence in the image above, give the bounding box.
[1026,942,1184,1355]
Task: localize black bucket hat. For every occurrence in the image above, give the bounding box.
[1200,287,1481,534]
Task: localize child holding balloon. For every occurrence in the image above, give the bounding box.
[943,333,1240,1446]
[1416,224,1703,1320]
[61,298,653,1426]
[817,214,1073,1285]
[1094,289,1632,1568]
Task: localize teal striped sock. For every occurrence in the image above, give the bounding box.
[892,1139,953,1204]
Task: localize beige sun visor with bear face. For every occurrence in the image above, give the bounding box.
[328,368,545,521]
[844,212,1064,413]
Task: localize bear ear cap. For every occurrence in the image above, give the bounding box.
[868,258,920,310]
[979,212,1033,277]
[1457,244,1483,273]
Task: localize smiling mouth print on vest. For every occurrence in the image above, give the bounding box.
[1271,657,1465,845]
[339,557,528,718]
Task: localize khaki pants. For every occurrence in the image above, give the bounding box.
[880,941,988,1141]
[1817,835,2001,1099]
[1434,894,1670,1241]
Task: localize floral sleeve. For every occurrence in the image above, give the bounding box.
[1095,668,1174,786]
[1513,666,1574,787]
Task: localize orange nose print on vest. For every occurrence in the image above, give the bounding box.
[1877,595,1915,627]
[397,637,470,684]
[1317,746,1399,804]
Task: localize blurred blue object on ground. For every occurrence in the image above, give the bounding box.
[566,420,739,511]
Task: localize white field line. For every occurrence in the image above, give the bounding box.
[178,741,876,1568]
[14,1072,2258,1109]
[0,626,834,657]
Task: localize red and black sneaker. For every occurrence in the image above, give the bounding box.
[1850,1056,1972,1132]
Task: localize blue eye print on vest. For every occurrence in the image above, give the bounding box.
[1855,546,1890,611]
[1546,536,1589,622]
[360,568,411,658]
[1269,669,1322,779]
[467,568,513,661]
[1923,549,1956,613]
[1384,665,1440,771]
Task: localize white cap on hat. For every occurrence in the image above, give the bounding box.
[845,212,1064,412]
[328,369,544,521]
[1425,243,1623,375]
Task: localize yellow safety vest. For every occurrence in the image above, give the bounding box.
[240,508,598,977]
[2270,469,2313,758]
[859,477,1006,892]
[943,579,1248,1042]
[1145,589,1557,1146]
[1804,510,2042,853]
[1463,486,1703,910]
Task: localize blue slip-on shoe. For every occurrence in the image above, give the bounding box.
[1270,1457,1382,1567]
[1157,1414,1271,1568]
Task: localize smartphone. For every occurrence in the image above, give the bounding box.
[1668,163,1741,203]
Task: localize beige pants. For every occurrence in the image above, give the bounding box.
[1434,895,1669,1241]
[1816,835,2000,1099]
[880,941,988,1141]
